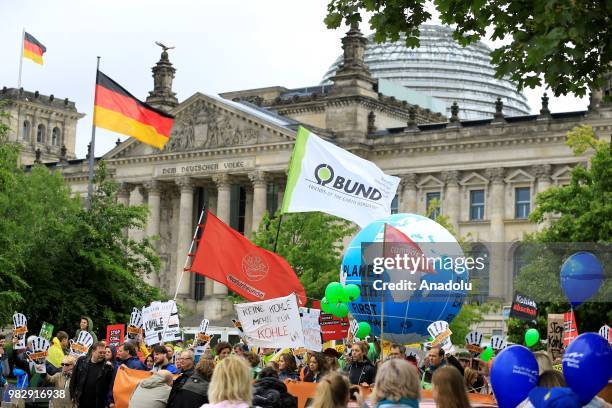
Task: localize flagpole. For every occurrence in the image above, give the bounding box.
[17,28,24,88]
[173,208,207,301]
[86,56,101,211]
[272,213,283,253]
[157,208,206,346]
[380,223,386,360]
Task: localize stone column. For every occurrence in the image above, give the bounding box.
[244,188,254,238]
[400,174,417,213]
[443,170,460,231]
[144,180,161,287]
[486,168,506,299]
[277,179,286,212]
[144,180,162,239]
[534,165,552,230]
[212,174,231,295]
[249,171,268,233]
[128,185,145,241]
[117,182,132,206]
[175,177,194,297]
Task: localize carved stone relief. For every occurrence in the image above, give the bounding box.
[165,100,261,152]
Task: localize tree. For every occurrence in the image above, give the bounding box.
[0,111,163,334]
[252,212,357,302]
[509,126,611,340]
[324,0,611,97]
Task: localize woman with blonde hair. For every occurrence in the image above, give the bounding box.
[432,366,471,408]
[200,355,252,408]
[310,372,350,408]
[370,359,420,407]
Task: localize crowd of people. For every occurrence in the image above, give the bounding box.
[1,316,611,408]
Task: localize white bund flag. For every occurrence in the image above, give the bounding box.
[281,126,400,227]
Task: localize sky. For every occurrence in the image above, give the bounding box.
[0,0,589,159]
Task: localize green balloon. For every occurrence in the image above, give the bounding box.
[339,287,351,303]
[355,321,371,339]
[480,346,493,362]
[325,282,344,303]
[345,284,361,301]
[320,297,332,313]
[525,328,540,347]
[333,303,349,318]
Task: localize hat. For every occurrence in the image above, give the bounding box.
[528,387,582,408]
[323,348,341,359]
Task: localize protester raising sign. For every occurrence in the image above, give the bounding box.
[509,292,538,321]
[142,300,181,346]
[234,294,304,348]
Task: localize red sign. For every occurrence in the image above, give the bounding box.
[319,312,349,341]
[106,324,125,347]
[563,310,578,347]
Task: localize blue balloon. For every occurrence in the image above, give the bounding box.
[490,346,539,408]
[563,332,612,404]
[560,252,604,307]
[341,213,468,343]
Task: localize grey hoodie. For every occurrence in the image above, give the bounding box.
[128,374,171,408]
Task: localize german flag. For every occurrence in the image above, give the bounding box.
[23,32,46,65]
[94,71,174,149]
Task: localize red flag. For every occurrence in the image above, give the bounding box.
[190,211,306,305]
[384,224,436,274]
[563,309,579,347]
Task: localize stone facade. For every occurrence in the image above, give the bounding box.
[0,87,84,165]
[20,27,612,330]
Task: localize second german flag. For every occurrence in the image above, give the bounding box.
[94,71,174,149]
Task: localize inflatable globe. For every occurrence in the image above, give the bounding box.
[341,213,468,343]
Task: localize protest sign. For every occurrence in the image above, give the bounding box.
[547,313,565,360]
[299,307,322,351]
[12,312,27,349]
[106,324,125,347]
[234,294,304,348]
[319,313,349,341]
[127,307,143,340]
[197,319,211,344]
[142,300,181,346]
[38,322,54,341]
[509,292,538,321]
[562,309,578,347]
[599,324,611,345]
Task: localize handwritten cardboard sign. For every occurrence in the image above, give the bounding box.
[234,294,304,348]
[547,313,565,360]
[299,307,322,351]
[142,300,181,346]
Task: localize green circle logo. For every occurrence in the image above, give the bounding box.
[318,167,332,181]
[314,164,334,185]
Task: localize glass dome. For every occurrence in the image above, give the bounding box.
[322,24,531,120]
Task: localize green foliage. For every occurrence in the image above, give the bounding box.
[324,0,611,96]
[0,113,162,335]
[449,303,483,345]
[509,127,612,340]
[252,211,357,302]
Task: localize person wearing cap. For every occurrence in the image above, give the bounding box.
[323,348,342,373]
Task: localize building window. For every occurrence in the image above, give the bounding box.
[230,185,246,234]
[52,127,61,146]
[22,121,31,141]
[36,124,45,143]
[426,191,441,219]
[470,244,489,304]
[469,189,485,220]
[513,244,529,278]
[515,187,531,219]
[266,183,278,216]
[194,275,206,301]
[391,194,398,214]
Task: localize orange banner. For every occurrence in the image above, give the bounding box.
[113,366,153,408]
[285,381,496,408]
